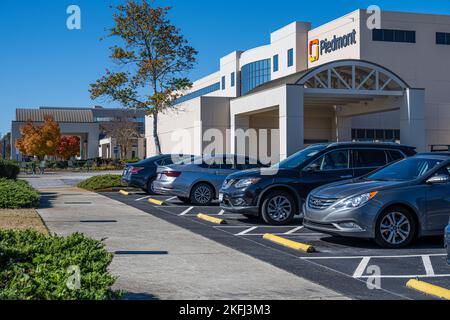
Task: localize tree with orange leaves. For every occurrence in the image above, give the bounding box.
[15,116,61,160]
[57,136,81,160]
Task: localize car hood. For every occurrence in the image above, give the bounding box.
[226,167,299,180]
[312,179,409,199]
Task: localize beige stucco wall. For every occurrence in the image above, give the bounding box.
[145,97,231,157]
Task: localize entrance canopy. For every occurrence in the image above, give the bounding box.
[231,59,426,162]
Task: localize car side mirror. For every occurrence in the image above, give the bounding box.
[427,175,450,185]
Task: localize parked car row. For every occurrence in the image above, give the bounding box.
[122,142,450,249]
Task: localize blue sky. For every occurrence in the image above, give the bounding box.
[1,0,450,135]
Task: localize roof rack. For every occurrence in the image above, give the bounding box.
[325,141,413,148]
[430,145,450,152]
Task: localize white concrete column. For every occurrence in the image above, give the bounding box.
[279,85,304,160]
[400,88,427,152]
[231,114,250,156]
[336,115,352,142]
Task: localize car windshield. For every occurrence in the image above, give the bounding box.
[367,158,443,181]
[277,145,327,169]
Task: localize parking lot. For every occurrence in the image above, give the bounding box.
[104,191,450,300]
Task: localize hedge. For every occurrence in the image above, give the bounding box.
[77,175,124,191]
[0,179,40,208]
[0,160,20,179]
[0,230,120,300]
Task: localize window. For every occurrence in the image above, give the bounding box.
[436,32,450,45]
[372,29,416,43]
[221,76,226,90]
[310,150,350,171]
[231,72,235,87]
[387,150,405,162]
[174,82,221,105]
[273,54,279,72]
[287,49,294,67]
[240,58,272,95]
[368,158,442,181]
[352,128,401,142]
[353,149,387,168]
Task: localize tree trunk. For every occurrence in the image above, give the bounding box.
[152,110,162,155]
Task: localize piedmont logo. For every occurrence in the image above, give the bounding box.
[309,39,320,62]
[309,29,357,62]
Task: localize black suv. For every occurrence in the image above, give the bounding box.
[219,143,416,225]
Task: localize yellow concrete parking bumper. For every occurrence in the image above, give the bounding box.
[148,198,166,206]
[406,279,450,300]
[119,190,130,196]
[197,214,227,225]
[263,234,315,253]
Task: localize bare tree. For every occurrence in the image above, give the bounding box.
[101,118,140,159]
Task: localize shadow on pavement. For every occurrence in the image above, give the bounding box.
[39,192,58,209]
[318,234,444,250]
[122,292,159,300]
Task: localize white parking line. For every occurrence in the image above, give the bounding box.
[135,196,151,201]
[284,226,304,235]
[303,253,447,260]
[166,196,178,202]
[353,257,371,278]
[179,207,194,216]
[217,210,225,216]
[421,255,435,276]
[357,274,450,279]
[236,227,258,236]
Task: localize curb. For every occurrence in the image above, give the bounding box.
[197,213,227,225]
[148,198,166,206]
[263,234,315,253]
[406,279,450,300]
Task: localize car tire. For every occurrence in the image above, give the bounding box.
[178,197,191,204]
[375,207,416,248]
[190,183,214,206]
[261,190,297,226]
[146,178,157,195]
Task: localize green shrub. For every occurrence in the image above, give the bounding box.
[77,175,124,191]
[0,160,20,179]
[120,158,141,165]
[0,230,120,300]
[0,179,40,208]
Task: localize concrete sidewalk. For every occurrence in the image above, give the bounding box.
[36,186,347,300]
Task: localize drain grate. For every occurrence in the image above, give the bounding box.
[114,251,169,255]
[65,202,92,205]
[80,220,117,223]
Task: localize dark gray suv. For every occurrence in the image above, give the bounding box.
[304,153,450,248]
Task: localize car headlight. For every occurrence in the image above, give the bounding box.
[234,178,261,189]
[333,192,378,209]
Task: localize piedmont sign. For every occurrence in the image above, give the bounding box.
[309,29,357,62]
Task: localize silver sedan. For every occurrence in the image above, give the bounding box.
[304,154,450,248]
[153,155,265,206]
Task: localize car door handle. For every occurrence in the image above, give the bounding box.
[340,175,353,179]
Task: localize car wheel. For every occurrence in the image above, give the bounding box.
[261,190,297,225]
[146,178,157,195]
[190,183,214,206]
[177,197,191,204]
[375,207,416,248]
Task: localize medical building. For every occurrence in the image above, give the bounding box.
[146,9,450,162]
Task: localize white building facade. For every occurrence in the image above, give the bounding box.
[146,9,450,163]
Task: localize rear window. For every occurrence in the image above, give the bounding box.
[353,149,387,168]
[387,150,405,162]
